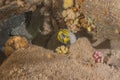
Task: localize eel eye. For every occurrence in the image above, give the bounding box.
[61,33,66,39]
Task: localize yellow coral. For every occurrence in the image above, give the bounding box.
[79,17,95,32]
[62,3,83,33]
[63,0,74,9]
[62,0,95,33]
[55,45,69,54]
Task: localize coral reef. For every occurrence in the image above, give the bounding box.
[61,0,96,33]
[0,38,120,80]
[0,0,120,79]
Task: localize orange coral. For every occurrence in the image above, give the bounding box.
[4,36,29,57]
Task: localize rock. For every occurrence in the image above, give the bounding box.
[0,50,6,66]
[0,38,120,80]
[46,33,62,50]
[69,38,95,65]
[81,0,120,29]
[0,12,32,50]
[111,40,120,49]
[98,49,120,69]
[107,50,120,69]
[81,0,120,47]
[32,32,53,48]
[0,14,25,49]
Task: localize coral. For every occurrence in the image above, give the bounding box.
[62,6,81,33]
[62,3,95,33]
[93,51,103,63]
[61,1,96,33]
[80,17,96,32]
[4,36,29,57]
[55,45,69,54]
[63,0,74,9]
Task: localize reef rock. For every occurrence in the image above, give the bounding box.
[0,38,120,80]
[81,0,120,47]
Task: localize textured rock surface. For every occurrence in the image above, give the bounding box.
[0,13,32,50]
[81,0,120,47]
[81,0,120,30]
[0,38,120,80]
